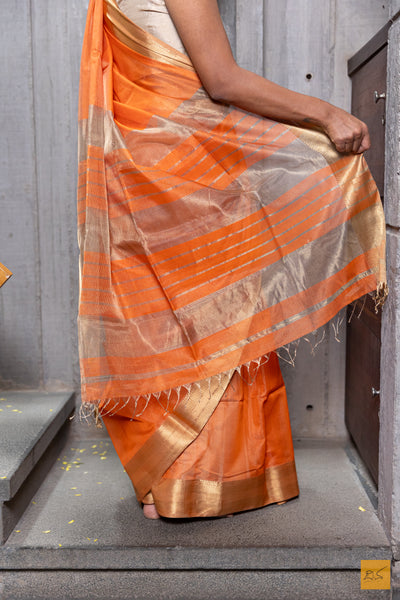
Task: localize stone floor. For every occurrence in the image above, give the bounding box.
[0,434,392,598]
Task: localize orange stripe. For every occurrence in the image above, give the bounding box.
[159,170,373,287]
[155,110,247,172]
[148,164,336,264]
[155,173,341,275]
[164,189,345,299]
[196,125,292,188]
[169,198,373,310]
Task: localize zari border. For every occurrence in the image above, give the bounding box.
[152,460,299,518]
[125,372,232,500]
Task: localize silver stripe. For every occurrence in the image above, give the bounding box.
[159,183,341,280]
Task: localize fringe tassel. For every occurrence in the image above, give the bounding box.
[95,405,103,429]
[375,281,389,313]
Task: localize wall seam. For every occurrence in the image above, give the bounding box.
[29,0,45,387]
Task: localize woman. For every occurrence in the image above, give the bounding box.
[77,0,387,520]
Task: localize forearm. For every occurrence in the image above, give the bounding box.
[209,63,331,129]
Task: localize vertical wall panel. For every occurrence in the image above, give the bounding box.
[263,0,335,99]
[0,2,42,387]
[217,0,237,58]
[30,0,89,390]
[236,1,264,75]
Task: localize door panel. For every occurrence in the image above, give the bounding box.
[345,25,387,486]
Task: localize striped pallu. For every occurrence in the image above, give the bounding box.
[78,0,387,415]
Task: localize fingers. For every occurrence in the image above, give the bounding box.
[357,129,371,154]
[334,127,370,155]
[324,108,371,155]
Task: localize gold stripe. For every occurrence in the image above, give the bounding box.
[142,491,154,505]
[125,372,231,500]
[152,460,299,518]
[287,124,339,165]
[104,0,194,71]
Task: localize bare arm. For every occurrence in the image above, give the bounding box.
[165,0,370,154]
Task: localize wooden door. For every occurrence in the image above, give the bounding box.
[345,24,388,486]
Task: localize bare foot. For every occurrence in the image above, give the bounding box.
[143,503,160,520]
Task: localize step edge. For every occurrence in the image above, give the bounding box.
[0,393,75,501]
[0,544,392,571]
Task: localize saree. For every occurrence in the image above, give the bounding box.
[77,0,387,517]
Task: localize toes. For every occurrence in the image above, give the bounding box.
[143,503,160,520]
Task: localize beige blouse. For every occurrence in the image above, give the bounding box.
[116,0,187,54]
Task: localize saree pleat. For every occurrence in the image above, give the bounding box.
[78,0,386,516]
[103,353,299,517]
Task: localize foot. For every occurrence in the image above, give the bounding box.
[143,503,160,520]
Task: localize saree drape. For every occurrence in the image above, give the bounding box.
[78,0,386,516]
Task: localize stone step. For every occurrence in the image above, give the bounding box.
[0,391,75,543]
[0,436,393,598]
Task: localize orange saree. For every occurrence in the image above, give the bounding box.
[77,0,387,517]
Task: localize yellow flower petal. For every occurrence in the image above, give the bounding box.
[42,530,51,534]
[358,506,366,512]
[100,457,107,460]
[75,494,82,497]
[91,445,97,449]
[0,476,7,480]
[68,520,75,524]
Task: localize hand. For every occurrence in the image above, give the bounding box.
[322,105,370,154]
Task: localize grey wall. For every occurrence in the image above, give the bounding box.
[0,1,88,391]
[0,1,389,439]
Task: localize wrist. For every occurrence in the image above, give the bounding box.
[307,99,332,130]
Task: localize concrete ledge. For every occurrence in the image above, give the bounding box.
[0,544,391,571]
[0,570,391,600]
[0,423,70,545]
[0,391,75,501]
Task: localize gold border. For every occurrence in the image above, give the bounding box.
[104,0,194,71]
[152,460,299,518]
[126,373,231,500]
